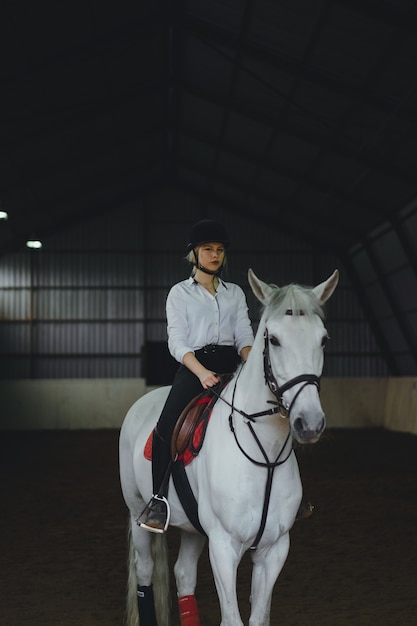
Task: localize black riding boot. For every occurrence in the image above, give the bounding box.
[137,429,172,533]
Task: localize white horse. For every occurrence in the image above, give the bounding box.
[119,268,339,626]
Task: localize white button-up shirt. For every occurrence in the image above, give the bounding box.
[167,277,254,364]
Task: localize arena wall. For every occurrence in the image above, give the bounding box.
[0,378,416,435]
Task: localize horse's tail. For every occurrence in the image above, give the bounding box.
[126,519,139,626]
[152,531,171,626]
[126,517,171,626]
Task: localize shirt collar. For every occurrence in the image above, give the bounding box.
[188,276,228,290]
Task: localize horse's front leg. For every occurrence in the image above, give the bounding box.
[208,533,244,626]
[249,533,290,626]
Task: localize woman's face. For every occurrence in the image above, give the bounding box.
[197,242,225,271]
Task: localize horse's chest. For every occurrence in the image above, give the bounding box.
[197,456,300,539]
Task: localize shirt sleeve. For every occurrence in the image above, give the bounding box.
[233,285,254,353]
[166,285,194,364]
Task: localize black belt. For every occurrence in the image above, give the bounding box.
[195,344,235,355]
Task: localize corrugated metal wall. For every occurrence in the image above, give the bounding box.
[0,189,392,379]
[346,202,417,376]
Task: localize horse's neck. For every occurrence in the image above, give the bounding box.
[234,362,267,410]
[232,333,270,413]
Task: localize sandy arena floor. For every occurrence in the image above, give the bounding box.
[1,427,417,625]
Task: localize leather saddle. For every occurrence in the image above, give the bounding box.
[170,374,233,463]
[170,392,212,462]
[143,374,232,466]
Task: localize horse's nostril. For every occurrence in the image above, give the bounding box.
[293,415,326,438]
[293,417,304,433]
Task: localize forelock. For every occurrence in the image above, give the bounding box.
[264,284,324,319]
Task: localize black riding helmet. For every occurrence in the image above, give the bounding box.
[186,219,230,275]
[186,219,230,251]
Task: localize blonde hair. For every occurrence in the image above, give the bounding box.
[185,245,227,275]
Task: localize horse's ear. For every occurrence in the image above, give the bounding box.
[312,269,339,304]
[248,268,276,304]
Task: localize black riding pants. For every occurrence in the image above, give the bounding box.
[156,345,241,442]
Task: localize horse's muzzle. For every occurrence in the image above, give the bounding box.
[292,413,326,444]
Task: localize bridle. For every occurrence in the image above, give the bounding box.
[211,323,322,550]
[263,327,321,418]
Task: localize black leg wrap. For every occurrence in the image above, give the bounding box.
[137,584,158,626]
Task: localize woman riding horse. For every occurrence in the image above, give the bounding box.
[138,219,314,533]
[138,219,254,532]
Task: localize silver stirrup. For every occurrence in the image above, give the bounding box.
[137,495,171,533]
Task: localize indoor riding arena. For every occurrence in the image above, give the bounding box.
[2,1,417,625]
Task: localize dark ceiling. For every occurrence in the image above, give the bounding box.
[1,0,417,255]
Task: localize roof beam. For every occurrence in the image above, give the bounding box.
[182,15,417,121]
[205,0,257,199]
[0,177,167,256]
[177,159,355,251]
[179,126,389,225]
[183,83,416,189]
[341,253,399,374]
[337,0,417,28]
[363,236,417,368]
[176,177,341,255]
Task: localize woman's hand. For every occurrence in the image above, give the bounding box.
[182,352,220,389]
[199,369,220,389]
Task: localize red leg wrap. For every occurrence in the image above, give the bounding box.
[178,594,201,626]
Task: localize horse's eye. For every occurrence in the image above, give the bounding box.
[321,334,330,348]
[270,336,281,347]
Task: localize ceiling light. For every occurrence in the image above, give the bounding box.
[0,210,8,220]
[26,238,43,249]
